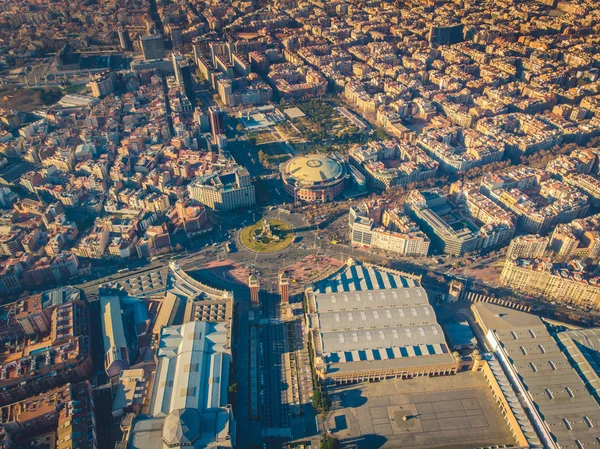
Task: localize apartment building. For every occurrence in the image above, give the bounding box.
[0,381,97,449]
[564,173,600,205]
[416,120,503,174]
[188,166,255,211]
[73,225,110,259]
[405,189,510,256]
[89,72,116,98]
[453,184,516,249]
[500,258,600,309]
[268,63,327,99]
[506,235,549,259]
[481,169,589,235]
[550,222,600,262]
[21,252,80,287]
[0,300,92,405]
[0,231,22,257]
[349,205,430,256]
[217,77,273,107]
[349,140,438,190]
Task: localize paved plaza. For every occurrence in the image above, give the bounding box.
[327,372,516,449]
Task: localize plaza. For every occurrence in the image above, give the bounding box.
[326,372,517,449]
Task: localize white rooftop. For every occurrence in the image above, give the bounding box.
[150,320,230,416]
[474,302,600,449]
[130,320,234,449]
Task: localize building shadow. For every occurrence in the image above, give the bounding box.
[341,434,387,449]
[330,387,367,408]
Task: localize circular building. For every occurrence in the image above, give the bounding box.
[280,154,346,202]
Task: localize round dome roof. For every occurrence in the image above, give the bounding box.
[162,408,201,447]
[285,154,344,185]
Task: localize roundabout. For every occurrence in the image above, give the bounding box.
[239,218,294,253]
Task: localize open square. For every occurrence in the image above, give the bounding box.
[283,107,306,119]
[325,372,517,449]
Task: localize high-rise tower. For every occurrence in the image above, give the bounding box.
[208,106,225,144]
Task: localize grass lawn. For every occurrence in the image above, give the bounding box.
[0,86,63,112]
[63,84,90,95]
[239,219,294,253]
[248,130,277,144]
[0,84,91,112]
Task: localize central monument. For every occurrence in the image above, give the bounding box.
[254,218,280,243]
[239,218,294,253]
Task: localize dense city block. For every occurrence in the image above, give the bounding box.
[2,0,600,448]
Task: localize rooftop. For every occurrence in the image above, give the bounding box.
[307,262,454,374]
[556,328,600,404]
[473,302,600,449]
[112,368,148,414]
[283,107,305,119]
[100,295,130,377]
[282,154,345,186]
[150,320,230,416]
[130,320,234,449]
[313,262,420,294]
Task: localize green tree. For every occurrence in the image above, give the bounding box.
[258,150,269,166]
[37,88,62,105]
[320,433,339,449]
[312,385,331,412]
[227,382,238,394]
[375,127,389,140]
[312,388,321,410]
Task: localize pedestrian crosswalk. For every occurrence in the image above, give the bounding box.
[466,291,531,312]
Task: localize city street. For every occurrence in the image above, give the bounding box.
[68,195,600,325]
[193,267,296,448]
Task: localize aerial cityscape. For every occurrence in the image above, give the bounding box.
[1,0,600,448]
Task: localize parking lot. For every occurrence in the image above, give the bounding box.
[326,371,516,449]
